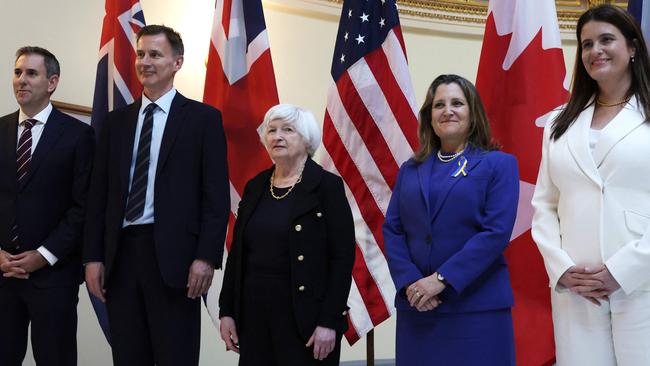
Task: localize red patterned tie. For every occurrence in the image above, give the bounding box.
[10,119,37,249]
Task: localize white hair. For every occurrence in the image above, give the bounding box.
[261,104,322,156]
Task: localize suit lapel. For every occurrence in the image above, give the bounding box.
[20,108,66,190]
[0,112,18,188]
[290,159,321,220]
[235,169,271,240]
[156,93,187,178]
[592,96,646,168]
[566,103,602,187]
[429,148,483,222]
[120,101,142,195]
[417,155,434,217]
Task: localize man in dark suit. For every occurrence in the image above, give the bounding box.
[0,46,94,366]
[84,25,229,365]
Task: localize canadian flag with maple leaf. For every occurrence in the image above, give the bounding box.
[476,0,569,365]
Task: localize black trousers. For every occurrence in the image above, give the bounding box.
[0,278,78,366]
[106,224,200,366]
[238,272,342,366]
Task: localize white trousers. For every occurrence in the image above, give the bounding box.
[551,289,650,365]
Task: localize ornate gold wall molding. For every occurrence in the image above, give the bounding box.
[318,0,629,29]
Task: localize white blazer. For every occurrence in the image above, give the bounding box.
[532,96,650,295]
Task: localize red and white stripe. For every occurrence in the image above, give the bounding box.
[322,26,418,343]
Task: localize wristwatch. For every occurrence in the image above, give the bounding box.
[436,272,449,287]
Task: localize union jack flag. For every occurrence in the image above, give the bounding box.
[91,0,145,132]
[322,0,418,343]
[202,0,279,324]
[89,0,146,341]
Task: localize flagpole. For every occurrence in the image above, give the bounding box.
[367,329,374,366]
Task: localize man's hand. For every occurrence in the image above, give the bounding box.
[306,326,336,360]
[187,259,214,299]
[85,262,106,302]
[5,250,47,274]
[0,250,28,279]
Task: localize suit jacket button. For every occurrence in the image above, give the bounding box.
[297,255,304,261]
[295,224,302,232]
[425,235,432,244]
[316,212,323,218]
[298,285,305,291]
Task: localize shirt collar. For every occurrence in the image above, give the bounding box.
[18,102,52,126]
[141,88,176,116]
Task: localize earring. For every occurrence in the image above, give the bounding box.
[631,55,636,63]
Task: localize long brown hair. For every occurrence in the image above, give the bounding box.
[551,4,650,140]
[414,74,499,162]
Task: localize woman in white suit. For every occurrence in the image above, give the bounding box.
[532,4,650,365]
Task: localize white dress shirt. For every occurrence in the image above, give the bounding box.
[123,88,177,227]
[11,103,59,265]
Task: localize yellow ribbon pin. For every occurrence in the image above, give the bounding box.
[452,156,468,177]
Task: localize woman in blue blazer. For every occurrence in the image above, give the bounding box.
[383,74,519,365]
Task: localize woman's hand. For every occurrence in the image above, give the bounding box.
[219,316,240,353]
[407,275,445,311]
[558,266,607,305]
[306,326,336,360]
[574,265,621,298]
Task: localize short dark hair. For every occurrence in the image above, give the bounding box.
[136,24,184,56]
[551,4,650,140]
[414,74,499,162]
[15,46,60,78]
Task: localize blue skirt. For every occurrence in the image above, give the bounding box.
[396,308,515,366]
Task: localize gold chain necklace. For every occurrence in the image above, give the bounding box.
[269,170,302,200]
[596,97,630,107]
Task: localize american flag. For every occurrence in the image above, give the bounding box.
[202,0,279,324]
[321,0,419,343]
[89,0,146,342]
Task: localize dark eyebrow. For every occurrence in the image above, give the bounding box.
[14,68,38,73]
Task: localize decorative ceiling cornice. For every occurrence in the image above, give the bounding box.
[317,0,629,30]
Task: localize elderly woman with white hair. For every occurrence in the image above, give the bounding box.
[218,104,355,365]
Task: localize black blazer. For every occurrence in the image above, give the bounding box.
[0,107,94,287]
[219,158,355,340]
[83,92,230,288]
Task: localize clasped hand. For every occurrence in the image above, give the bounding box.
[0,249,47,279]
[558,265,621,305]
[406,274,446,312]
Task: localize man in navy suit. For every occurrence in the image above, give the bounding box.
[84,25,230,365]
[0,46,94,366]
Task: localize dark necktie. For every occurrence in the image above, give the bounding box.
[124,103,157,222]
[10,119,37,249]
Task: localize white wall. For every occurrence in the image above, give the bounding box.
[0,1,577,364]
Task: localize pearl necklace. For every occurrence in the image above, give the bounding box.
[270,170,302,200]
[437,148,465,163]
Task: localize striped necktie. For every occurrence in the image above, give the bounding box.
[16,118,36,183]
[10,118,37,249]
[124,103,158,222]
